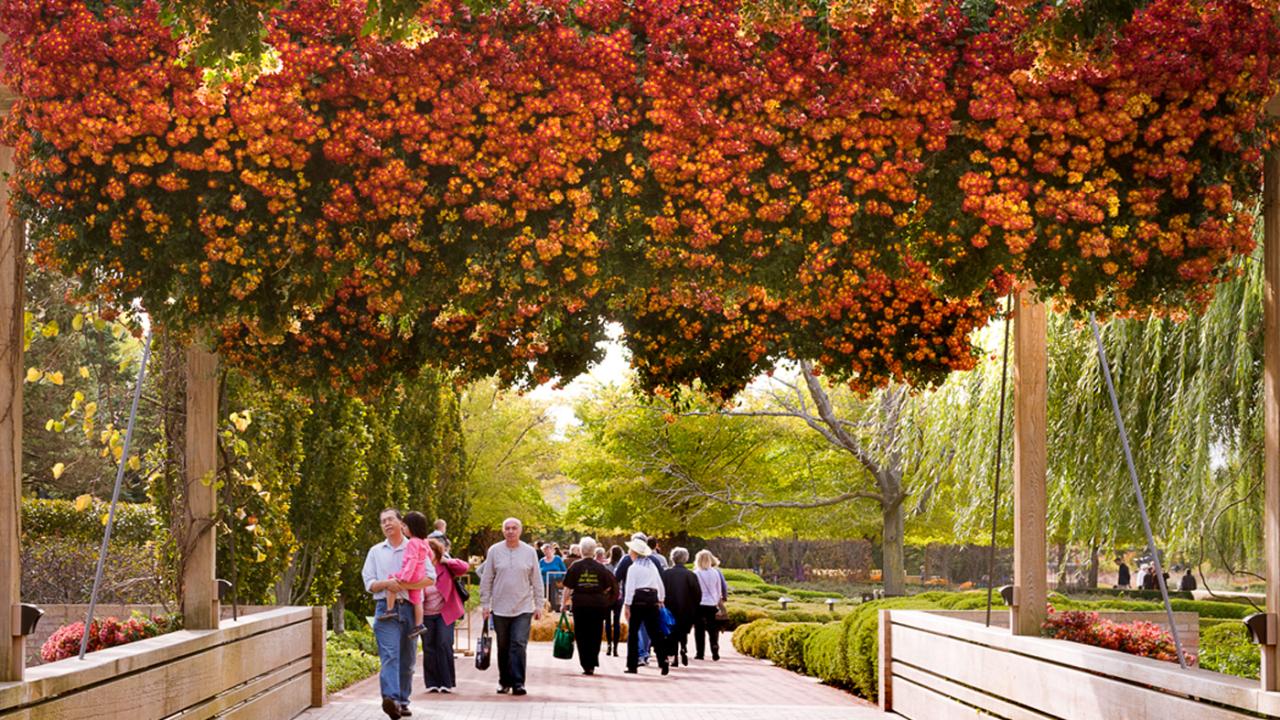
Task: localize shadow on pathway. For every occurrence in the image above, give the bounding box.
[304,638,886,720]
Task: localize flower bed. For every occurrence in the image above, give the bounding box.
[40,612,182,662]
[1041,608,1195,665]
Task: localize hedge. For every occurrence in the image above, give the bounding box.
[803,622,847,685]
[732,619,782,659]
[768,622,825,673]
[1199,622,1259,680]
[22,498,160,545]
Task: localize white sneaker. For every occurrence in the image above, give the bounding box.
[427,687,440,693]
[440,688,452,694]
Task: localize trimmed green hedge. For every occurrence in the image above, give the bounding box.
[803,622,847,685]
[731,619,781,658]
[1199,622,1259,680]
[22,498,160,545]
[769,622,824,673]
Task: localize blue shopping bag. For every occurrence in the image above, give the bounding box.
[658,606,676,636]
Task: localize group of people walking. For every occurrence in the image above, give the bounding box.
[362,511,731,719]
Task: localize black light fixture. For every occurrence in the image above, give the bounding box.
[825,598,837,612]
[1245,613,1272,645]
[19,603,44,636]
[998,585,1015,607]
[860,592,874,603]
[778,597,791,610]
[216,579,234,601]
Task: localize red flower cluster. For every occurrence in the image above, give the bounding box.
[40,612,181,662]
[1042,608,1196,665]
[1,0,1276,396]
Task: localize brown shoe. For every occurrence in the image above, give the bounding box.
[381,697,402,718]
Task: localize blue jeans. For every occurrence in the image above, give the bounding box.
[420,614,456,690]
[638,622,651,660]
[374,599,416,704]
[492,612,532,689]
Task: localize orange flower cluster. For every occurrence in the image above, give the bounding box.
[923,0,1280,313]
[1,0,1276,396]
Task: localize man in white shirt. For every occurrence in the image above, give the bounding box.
[480,517,544,696]
[362,508,437,719]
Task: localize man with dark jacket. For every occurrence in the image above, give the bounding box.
[662,547,702,668]
[561,536,619,675]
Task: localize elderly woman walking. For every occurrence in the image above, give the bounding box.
[561,537,619,675]
[662,547,701,667]
[622,538,669,675]
[693,549,728,661]
[422,538,469,693]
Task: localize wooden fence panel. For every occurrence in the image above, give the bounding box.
[0,607,321,720]
[886,611,1274,720]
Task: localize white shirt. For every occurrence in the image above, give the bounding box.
[624,556,666,605]
[695,567,725,606]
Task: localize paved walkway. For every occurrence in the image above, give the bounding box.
[304,638,886,720]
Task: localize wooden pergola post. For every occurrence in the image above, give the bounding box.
[1263,141,1280,690]
[1011,289,1048,636]
[0,94,23,682]
[181,341,219,630]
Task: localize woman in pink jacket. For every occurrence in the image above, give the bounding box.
[421,538,470,693]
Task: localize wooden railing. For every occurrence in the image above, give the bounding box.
[0,606,324,719]
[881,610,1279,720]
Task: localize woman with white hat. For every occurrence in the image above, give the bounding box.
[622,537,669,675]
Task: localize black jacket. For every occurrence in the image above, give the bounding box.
[662,563,701,622]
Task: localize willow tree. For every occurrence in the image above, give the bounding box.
[914,246,1266,582]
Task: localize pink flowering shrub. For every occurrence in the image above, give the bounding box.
[41,612,182,662]
[1042,608,1195,665]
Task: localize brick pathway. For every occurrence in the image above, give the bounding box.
[304,639,886,720]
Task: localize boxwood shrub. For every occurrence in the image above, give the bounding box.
[768,622,824,673]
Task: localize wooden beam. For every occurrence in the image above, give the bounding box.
[1263,148,1280,691]
[1011,290,1048,636]
[181,341,219,630]
[310,605,326,707]
[0,131,23,683]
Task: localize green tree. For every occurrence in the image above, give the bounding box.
[461,378,559,539]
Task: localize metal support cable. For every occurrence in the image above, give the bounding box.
[986,294,1013,627]
[1088,313,1188,669]
[79,328,153,660]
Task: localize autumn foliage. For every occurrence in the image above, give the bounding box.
[1,0,1277,397]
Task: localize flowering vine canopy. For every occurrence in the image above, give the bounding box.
[2,0,1278,398]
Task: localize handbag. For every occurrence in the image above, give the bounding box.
[475,617,493,670]
[449,565,470,603]
[658,606,676,636]
[715,568,729,621]
[552,610,575,660]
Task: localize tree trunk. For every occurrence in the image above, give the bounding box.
[332,595,346,634]
[1055,540,1069,589]
[1087,541,1100,589]
[882,498,906,596]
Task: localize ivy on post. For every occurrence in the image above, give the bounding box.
[182,338,219,630]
